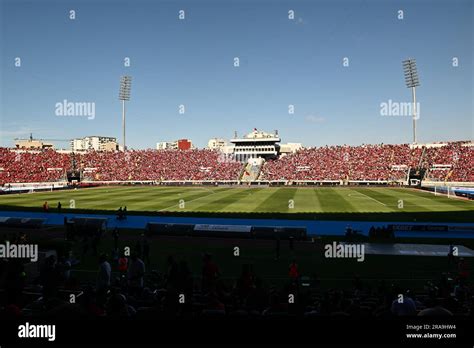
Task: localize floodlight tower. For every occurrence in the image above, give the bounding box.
[402,59,420,144]
[119,76,132,151]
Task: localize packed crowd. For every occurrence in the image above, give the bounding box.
[0,231,472,320]
[79,149,242,181]
[261,144,423,181]
[0,149,242,185]
[451,146,474,182]
[0,148,70,185]
[262,143,473,182]
[0,142,472,185]
[423,143,474,182]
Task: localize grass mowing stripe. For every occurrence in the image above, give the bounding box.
[132,189,202,210]
[254,187,298,212]
[158,188,231,211]
[0,187,226,211]
[197,188,264,212]
[320,188,357,212]
[0,186,157,207]
[311,188,323,212]
[364,188,421,210]
[391,189,469,212]
[291,188,320,212]
[351,188,387,207]
[68,188,190,211]
[351,188,438,212]
[64,188,213,211]
[343,188,386,212]
[214,188,270,212]
[163,188,237,211]
[0,186,472,218]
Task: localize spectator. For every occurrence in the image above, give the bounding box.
[128,254,145,296]
[143,238,150,267]
[391,291,417,316]
[275,235,280,260]
[289,259,299,280]
[166,255,180,290]
[40,255,59,300]
[96,254,111,293]
[202,253,220,293]
[112,228,119,250]
[118,252,128,277]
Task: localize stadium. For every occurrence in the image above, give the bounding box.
[0,0,473,345]
[1,134,474,327]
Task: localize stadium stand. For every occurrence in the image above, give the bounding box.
[261,144,422,181]
[80,149,242,182]
[423,142,474,182]
[261,143,472,183]
[0,142,472,185]
[0,148,69,185]
[0,230,472,320]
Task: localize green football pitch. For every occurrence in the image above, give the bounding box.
[0,186,472,221]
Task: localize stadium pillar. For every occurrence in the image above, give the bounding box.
[412,86,417,144]
[122,99,126,151]
[402,59,420,144]
[119,75,131,152]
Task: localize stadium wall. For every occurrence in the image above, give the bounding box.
[1,179,473,191]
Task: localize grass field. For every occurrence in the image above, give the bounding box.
[3,186,473,290]
[0,186,472,221]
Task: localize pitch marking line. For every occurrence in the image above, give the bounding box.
[158,189,221,211]
[349,190,387,206]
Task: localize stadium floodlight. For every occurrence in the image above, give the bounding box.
[402,59,420,144]
[119,76,132,151]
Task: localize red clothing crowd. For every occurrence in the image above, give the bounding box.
[0,148,241,185]
[261,143,473,182]
[0,142,472,185]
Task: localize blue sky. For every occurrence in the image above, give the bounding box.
[0,0,472,149]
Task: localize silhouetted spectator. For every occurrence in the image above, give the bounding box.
[96,254,111,293]
[275,235,280,260]
[128,254,145,296]
[112,228,119,250]
[202,253,220,293]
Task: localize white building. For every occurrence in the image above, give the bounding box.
[15,138,54,150]
[230,129,281,161]
[280,142,303,154]
[156,141,176,150]
[71,136,118,151]
[157,139,194,150]
[208,138,227,150]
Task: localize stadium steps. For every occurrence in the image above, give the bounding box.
[418,146,427,169]
[240,162,263,182]
[237,163,247,181]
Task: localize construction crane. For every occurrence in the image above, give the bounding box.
[14,133,70,143]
